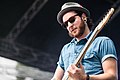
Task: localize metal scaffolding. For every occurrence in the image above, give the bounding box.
[0,0,52,70]
[6,0,48,41]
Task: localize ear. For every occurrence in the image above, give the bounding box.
[81,13,87,21]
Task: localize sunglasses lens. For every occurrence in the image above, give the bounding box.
[62,21,68,29]
[62,15,77,29]
[69,17,75,23]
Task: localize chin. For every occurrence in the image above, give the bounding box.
[69,33,79,38]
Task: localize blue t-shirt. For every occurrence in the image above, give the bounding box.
[57,33,117,75]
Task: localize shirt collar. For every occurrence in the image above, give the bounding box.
[70,31,92,44]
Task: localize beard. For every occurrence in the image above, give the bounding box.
[68,20,86,38]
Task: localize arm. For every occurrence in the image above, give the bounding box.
[51,65,64,80]
[67,57,118,80]
[90,57,118,80]
[89,37,118,80]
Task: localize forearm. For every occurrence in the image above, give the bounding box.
[51,66,64,80]
[89,73,118,80]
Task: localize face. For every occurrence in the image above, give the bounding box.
[62,11,86,38]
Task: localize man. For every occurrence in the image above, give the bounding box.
[52,2,118,80]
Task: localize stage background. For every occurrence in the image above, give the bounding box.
[0,0,119,79]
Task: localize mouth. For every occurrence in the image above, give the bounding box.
[71,28,77,33]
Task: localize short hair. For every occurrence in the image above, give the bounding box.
[75,10,94,31]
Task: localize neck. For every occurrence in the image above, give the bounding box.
[76,26,90,42]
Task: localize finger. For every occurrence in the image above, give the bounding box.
[67,70,73,77]
[79,62,84,69]
[67,64,76,75]
[71,64,76,69]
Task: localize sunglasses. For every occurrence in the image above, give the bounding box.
[62,14,78,29]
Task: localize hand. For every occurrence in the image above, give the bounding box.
[67,64,87,80]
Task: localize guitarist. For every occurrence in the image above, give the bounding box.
[52,2,118,80]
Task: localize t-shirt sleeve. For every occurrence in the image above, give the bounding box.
[98,37,117,63]
[57,48,65,70]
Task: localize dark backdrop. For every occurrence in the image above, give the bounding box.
[0,0,119,79]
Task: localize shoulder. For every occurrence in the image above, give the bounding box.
[95,36,111,40]
[61,39,75,53]
[62,38,75,49]
[94,36,116,52]
[94,36,113,44]
[91,36,115,49]
[62,42,72,50]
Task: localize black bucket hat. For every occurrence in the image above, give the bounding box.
[57,2,90,25]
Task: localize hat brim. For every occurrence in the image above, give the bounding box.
[57,7,90,25]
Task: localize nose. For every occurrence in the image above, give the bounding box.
[67,22,73,29]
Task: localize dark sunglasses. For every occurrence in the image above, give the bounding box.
[62,14,78,29]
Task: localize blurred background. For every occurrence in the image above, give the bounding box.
[0,0,120,80]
